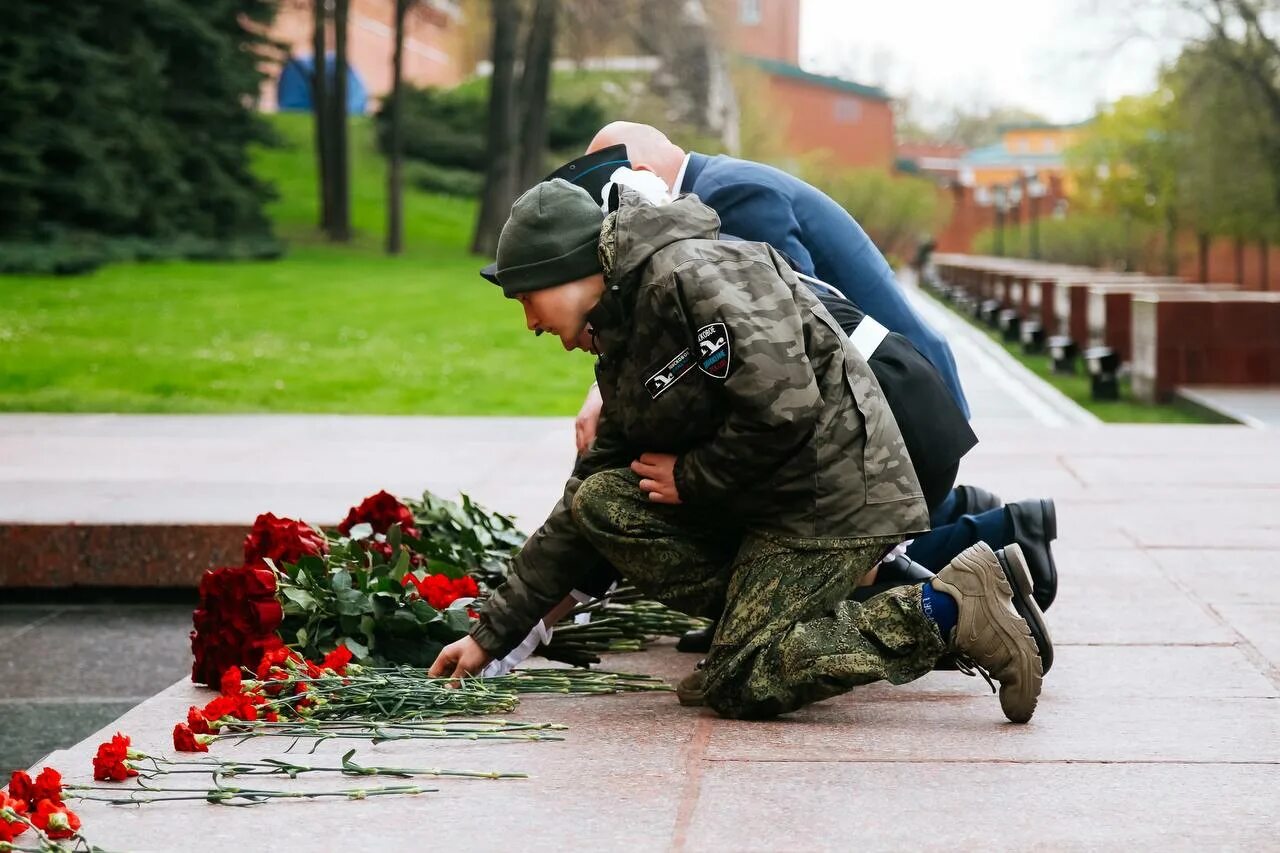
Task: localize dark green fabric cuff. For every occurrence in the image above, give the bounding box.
[496,235,601,297]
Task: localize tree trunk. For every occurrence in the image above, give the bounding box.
[312,0,332,231]
[638,0,740,153]
[471,0,523,257]
[386,0,409,255]
[518,0,558,193]
[329,0,352,241]
[1198,232,1210,283]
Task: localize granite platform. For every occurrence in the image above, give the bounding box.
[8,420,1279,851]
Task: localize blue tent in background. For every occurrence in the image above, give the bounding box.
[278,55,367,115]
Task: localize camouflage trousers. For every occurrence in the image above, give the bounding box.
[572,469,948,719]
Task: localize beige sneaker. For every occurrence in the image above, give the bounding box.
[931,542,1044,723]
[676,664,706,707]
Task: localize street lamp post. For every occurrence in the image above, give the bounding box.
[1024,167,1046,260]
[993,185,1009,257]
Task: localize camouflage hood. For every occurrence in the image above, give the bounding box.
[598,188,721,286]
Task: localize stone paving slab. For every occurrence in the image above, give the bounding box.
[685,762,1279,851]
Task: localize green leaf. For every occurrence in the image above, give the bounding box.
[441,606,475,633]
[331,569,353,592]
[282,587,318,610]
[408,598,439,623]
[340,636,369,659]
[296,627,308,646]
[334,587,366,616]
[392,547,411,576]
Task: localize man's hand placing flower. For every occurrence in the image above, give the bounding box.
[429,635,493,680]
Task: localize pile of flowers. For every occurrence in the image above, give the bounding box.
[4,765,82,846]
[190,486,709,685]
[191,490,485,685]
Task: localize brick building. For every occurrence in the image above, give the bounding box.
[724,0,896,170]
[260,0,468,112]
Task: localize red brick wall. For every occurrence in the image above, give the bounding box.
[261,0,466,111]
[764,76,894,170]
[726,0,800,63]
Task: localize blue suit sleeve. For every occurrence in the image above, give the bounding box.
[701,183,816,277]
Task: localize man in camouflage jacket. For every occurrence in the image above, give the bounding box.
[430,179,1047,723]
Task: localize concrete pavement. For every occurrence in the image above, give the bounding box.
[14,421,1280,850]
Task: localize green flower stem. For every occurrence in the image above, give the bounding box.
[71,783,436,807]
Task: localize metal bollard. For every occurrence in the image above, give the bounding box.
[998,309,1021,342]
[1048,335,1078,374]
[1021,321,1045,354]
[1085,346,1120,401]
[980,299,1002,326]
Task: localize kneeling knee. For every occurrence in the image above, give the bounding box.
[571,468,632,532]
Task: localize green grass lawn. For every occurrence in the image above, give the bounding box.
[0,114,594,415]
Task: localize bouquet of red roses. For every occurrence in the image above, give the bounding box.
[191,490,484,685]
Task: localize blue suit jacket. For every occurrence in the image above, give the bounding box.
[681,152,969,417]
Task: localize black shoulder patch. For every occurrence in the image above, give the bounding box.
[645,348,695,398]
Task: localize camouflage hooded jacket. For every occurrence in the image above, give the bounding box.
[469,189,928,658]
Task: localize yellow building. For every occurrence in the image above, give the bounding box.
[959,121,1088,193]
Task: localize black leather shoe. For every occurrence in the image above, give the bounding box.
[958,484,1004,517]
[1006,498,1058,611]
[850,554,935,603]
[677,623,716,654]
[996,544,1054,673]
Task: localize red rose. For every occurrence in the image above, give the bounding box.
[6,771,33,806]
[0,793,28,843]
[32,799,80,840]
[339,490,419,538]
[191,565,286,686]
[173,723,209,753]
[92,733,138,782]
[243,513,328,567]
[321,644,354,674]
[31,768,61,806]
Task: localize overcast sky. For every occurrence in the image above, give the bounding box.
[799,0,1204,123]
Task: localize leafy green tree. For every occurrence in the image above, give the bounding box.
[1066,90,1184,273]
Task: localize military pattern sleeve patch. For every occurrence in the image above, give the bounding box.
[645,347,695,398]
[696,322,731,379]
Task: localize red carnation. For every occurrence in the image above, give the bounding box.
[31,799,80,840]
[31,768,62,806]
[0,793,28,843]
[6,771,33,806]
[92,733,139,782]
[339,490,419,539]
[221,666,243,697]
[321,644,354,674]
[187,706,211,735]
[402,572,479,610]
[244,513,328,567]
[173,723,209,753]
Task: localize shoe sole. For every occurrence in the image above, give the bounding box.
[940,544,1043,724]
[998,544,1054,674]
